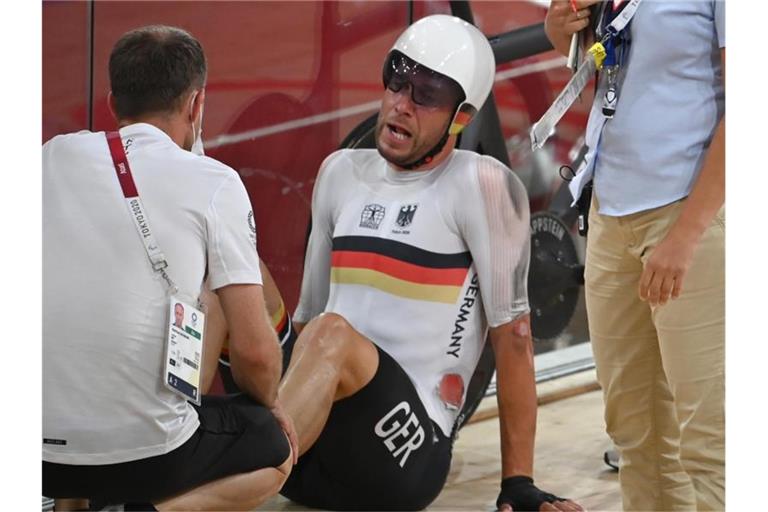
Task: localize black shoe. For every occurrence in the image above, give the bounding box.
[603,448,620,471]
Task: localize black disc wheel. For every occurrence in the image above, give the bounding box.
[528,212,584,340]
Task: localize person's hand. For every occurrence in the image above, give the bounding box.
[271,400,299,464]
[544,0,601,56]
[638,231,699,307]
[496,476,584,511]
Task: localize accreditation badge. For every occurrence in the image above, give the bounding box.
[164,296,206,404]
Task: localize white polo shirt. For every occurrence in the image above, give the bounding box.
[43,123,262,465]
[572,1,725,216]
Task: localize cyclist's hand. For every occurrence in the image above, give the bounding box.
[544,0,600,56]
[496,476,584,511]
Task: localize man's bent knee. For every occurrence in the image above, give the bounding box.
[291,313,378,400]
[297,313,358,359]
[308,312,354,336]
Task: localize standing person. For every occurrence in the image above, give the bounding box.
[545,1,725,510]
[43,25,297,511]
[273,15,582,511]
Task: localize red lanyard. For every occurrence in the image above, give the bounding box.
[105,131,177,293]
[106,131,139,198]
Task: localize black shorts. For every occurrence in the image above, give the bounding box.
[219,313,296,393]
[43,394,289,504]
[280,346,453,511]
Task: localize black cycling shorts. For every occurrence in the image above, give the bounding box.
[280,346,453,511]
[43,393,289,504]
[219,313,296,393]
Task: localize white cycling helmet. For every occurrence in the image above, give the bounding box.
[387,14,496,134]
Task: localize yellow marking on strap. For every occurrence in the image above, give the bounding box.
[589,42,607,70]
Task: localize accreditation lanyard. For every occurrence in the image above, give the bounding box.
[530,0,641,150]
[105,131,205,405]
[596,0,634,118]
[105,131,178,295]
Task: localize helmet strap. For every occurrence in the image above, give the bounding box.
[399,129,451,170]
[398,103,476,170]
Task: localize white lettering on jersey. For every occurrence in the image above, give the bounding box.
[374,401,425,468]
[447,273,480,358]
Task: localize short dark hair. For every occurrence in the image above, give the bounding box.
[109,25,207,119]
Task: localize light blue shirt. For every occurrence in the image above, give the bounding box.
[572,1,725,216]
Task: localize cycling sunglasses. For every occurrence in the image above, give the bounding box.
[382,50,465,109]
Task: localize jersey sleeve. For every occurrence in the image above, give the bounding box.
[293,151,343,323]
[453,155,531,327]
[205,173,263,290]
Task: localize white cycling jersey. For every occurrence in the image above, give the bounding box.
[295,148,531,436]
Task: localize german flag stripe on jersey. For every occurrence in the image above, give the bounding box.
[331,236,472,304]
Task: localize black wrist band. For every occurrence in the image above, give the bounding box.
[501,475,534,487]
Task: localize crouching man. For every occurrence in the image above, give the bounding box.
[43,25,296,511]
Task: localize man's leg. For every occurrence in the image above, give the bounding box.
[207,259,296,394]
[45,455,291,512]
[279,312,379,455]
[200,285,227,394]
[651,206,726,510]
[154,452,292,511]
[44,394,292,511]
[585,199,695,511]
[259,259,285,322]
[47,456,291,512]
[52,498,88,510]
[259,260,298,371]
[153,393,294,510]
[279,336,452,510]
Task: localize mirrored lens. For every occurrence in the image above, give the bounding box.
[382,51,465,109]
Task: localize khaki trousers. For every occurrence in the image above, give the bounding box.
[585,198,725,511]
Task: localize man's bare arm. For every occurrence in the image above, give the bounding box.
[490,315,536,478]
[492,315,584,511]
[217,283,282,407]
